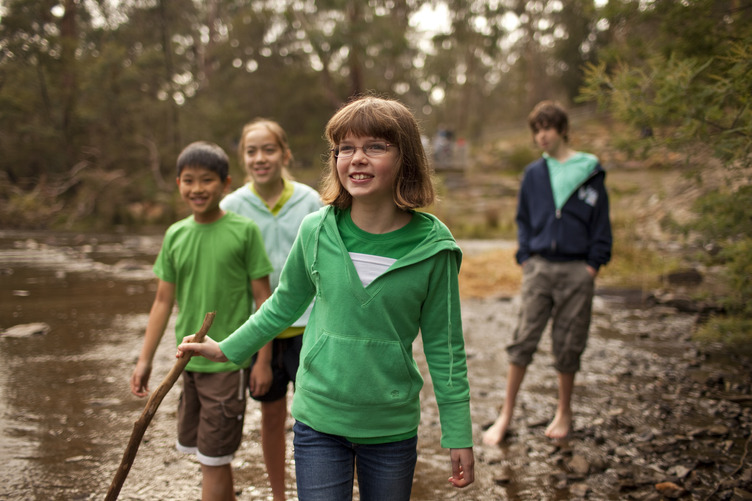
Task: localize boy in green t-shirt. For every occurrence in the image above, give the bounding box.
[131,141,273,500]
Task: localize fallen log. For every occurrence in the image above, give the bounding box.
[105,311,216,501]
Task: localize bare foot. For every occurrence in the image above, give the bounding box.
[482,417,511,445]
[544,410,571,439]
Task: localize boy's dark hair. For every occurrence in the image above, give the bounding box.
[528,100,569,143]
[176,141,230,181]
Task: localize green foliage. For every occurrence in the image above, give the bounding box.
[580,5,752,170]
[717,238,752,316]
[443,216,517,241]
[694,315,752,354]
[599,213,682,290]
[0,0,696,230]
[691,185,752,243]
[0,174,64,229]
[580,1,752,336]
[505,144,538,174]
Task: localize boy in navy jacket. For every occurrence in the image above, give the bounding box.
[483,101,612,444]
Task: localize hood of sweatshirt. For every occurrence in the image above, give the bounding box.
[308,205,462,299]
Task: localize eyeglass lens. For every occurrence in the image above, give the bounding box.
[336,142,390,158]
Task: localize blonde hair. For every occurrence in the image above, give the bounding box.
[320,96,435,210]
[237,118,293,182]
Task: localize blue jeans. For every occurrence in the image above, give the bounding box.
[293,420,418,501]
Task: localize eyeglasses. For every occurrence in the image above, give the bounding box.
[333,142,395,158]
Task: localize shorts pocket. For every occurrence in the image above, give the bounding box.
[220,390,246,422]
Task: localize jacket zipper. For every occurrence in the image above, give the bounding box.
[551,168,601,253]
[552,209,561,251]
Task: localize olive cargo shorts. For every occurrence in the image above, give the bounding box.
[506,256,595,373]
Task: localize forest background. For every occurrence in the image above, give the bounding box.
[1,0,750,346]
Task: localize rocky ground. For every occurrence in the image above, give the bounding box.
[102,287,752,501]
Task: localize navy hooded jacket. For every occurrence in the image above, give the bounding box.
[515,156,612,270]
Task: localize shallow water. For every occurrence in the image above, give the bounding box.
[1,230,750,500]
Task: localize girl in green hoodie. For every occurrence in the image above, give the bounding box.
[178,96,475,500]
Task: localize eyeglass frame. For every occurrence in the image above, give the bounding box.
[331,142,396,159]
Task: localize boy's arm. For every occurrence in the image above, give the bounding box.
[249,276,273,397]
[587,175,613,271]
[130,279,175,397]
[515,175,533,265]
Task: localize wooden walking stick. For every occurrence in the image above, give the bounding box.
[105,311,216,501]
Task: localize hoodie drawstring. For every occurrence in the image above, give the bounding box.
[310,207,328,299]
[445,254,455,387]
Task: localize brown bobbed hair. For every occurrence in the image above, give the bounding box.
[527,100,569,143]
[320,96,435,210]
[237,118,294,182]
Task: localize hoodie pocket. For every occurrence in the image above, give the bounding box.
[298,330,420,407]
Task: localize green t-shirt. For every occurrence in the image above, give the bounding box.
[337,208,430,259]
[153,211,273,373]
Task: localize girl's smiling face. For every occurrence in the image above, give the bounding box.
[336,133,399,205]
[242,126,289,189]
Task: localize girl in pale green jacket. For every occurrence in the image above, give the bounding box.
[179,96,475,500]
[220,118,321,500]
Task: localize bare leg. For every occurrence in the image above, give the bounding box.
[201,463,236,501]
[482,363,527,445]
[261,397,288,500]
[545,371,574,439]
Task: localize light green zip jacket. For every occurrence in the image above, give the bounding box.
[220,180,322,327]
[220,206,472,448]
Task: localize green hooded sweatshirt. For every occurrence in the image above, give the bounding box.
[220,206,473,448]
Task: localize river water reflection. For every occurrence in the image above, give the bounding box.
[1,229,749,500]
[0,230,162,499]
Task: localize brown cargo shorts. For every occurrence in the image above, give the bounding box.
[176,369,248,466]
[506,256,595,373]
